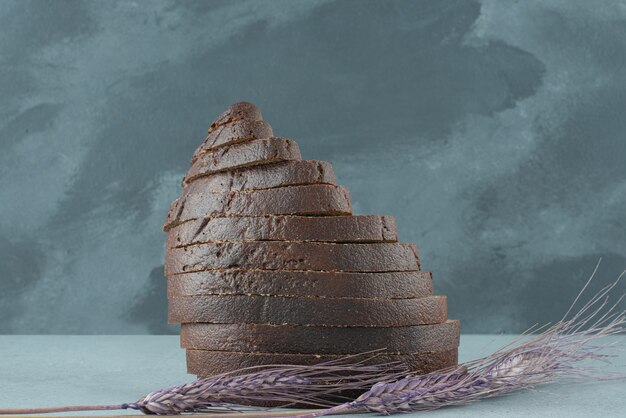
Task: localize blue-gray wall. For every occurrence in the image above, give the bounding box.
[1,0,625,334]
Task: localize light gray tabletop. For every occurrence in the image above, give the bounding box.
[0,335,624,417]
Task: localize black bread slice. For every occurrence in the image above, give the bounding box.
[183,160,336,190]
[167,215,397,247]
[187,348,458,376]
[193,119,273,161]
[180,320,460,354]
[192,102,270,160]
[164,242,419,275]
[163,184,352,232]
[167,270,433,299]
[193,102,272,161]
[184,137,301,185]
[209,102,263,130]
[168,295,447,326]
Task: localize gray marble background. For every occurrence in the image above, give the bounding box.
[1,0,624,334]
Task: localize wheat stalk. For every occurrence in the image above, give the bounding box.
[295,265,626,417]
[131,355,406,414]
[0,353,405,415]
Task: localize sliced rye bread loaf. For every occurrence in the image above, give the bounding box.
[187,347,459,376]
[192,102,270,160]
[184,137,300,185]
[167,215,397,248]
[164,242,419,275]
[180,320,460,354]
[168,295,446,326]
[165,102,460,385]
[163,185,352,232]
[182,160,336,191]
[167,270,433,299]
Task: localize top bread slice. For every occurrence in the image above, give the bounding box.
[192,102,271,161]
[192,119,273,162]
[209,102,264,130]
[184,137,301,185]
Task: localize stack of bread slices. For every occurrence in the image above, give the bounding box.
[164,102,460,379]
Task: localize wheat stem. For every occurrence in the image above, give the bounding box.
[0,404,128,414]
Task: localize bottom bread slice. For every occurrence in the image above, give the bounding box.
[187,347,458,376]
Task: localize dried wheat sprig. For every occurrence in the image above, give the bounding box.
[130,354,407,414]
[295,265,626,418]
[0,352,406,415]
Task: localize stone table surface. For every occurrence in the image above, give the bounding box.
[0,335,624,417]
